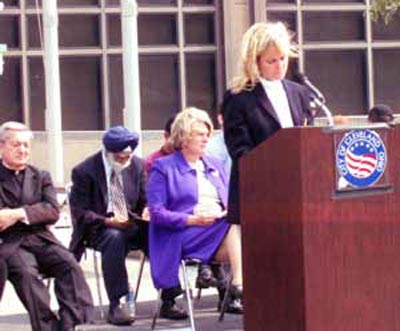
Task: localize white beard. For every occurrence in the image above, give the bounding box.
[106,153,131,174]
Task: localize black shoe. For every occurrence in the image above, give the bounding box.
[160,300,188,320]
[221,284,243,315]
[225,298,244,314]
[161,285,184,301]
[56,323,75,331]
[211,263,227,288]
[107,305,134,326]
[229,284,243,300]
[196,264,216,289]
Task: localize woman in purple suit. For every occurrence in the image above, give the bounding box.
[147,107,243,320]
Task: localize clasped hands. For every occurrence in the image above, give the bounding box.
[104,215,131,229]
[0,208,25,232]
[104,207,150,229]
[187,208,227,226]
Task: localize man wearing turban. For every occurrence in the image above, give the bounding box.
[69,126,148,326]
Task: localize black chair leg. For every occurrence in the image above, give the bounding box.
[218,272,233,322]
[151,289,162,330]
[134,252,146,304]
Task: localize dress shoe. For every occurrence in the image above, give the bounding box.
[225,298,243,314]
[229,284,243,299]
[160,300,188,320]
[211,262,227,287]
[161,285,184,301]
[195,264,215,289]
[107,305,134,326]
[222,284,243,315]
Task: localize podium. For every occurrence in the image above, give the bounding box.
[240,126,400,331]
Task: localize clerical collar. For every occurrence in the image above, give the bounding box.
[0,161,25,176]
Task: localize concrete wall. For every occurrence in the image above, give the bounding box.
[223,0,250,84]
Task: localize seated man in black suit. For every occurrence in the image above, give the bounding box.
[69,126,148,326]
[0,121,94,331]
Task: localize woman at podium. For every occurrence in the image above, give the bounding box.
[222,21,313,224]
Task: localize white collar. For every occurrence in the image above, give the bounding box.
[260,77,283,89]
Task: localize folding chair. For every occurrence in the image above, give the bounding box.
[65,183,147,320]
[151,258,199,331]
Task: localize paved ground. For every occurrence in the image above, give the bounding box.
[0,227,243,331]
[0,295,243,331]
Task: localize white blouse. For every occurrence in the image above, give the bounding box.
[260,78,294,128]
[189,159,224,217]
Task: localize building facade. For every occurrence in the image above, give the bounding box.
[0,0,399,182]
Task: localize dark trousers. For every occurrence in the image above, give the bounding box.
[0,259,6,299]
[90,225,142,304]
[6,234,94,331]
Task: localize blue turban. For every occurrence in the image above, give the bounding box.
[102,126,139,153]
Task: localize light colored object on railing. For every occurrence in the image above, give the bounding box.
[0,44,6,76]
[314,115,399,127]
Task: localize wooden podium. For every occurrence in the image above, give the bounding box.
[240,126,400,331]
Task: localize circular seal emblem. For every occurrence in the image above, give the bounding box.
[336,129,387,188]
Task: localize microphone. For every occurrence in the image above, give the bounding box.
[292,72,326,104]
[292,71,333,126]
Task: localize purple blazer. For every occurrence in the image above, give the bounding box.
[147,151,230,288]
[147,150,229,230]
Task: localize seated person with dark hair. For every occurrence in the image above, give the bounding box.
[368,104,394,124]
[147,107,243,320]
[69,126,148,326]
[145,114,176,174]
[0,121,94,331]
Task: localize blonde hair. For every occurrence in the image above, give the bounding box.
[169,107,214,150]
[0,121,33,142]
[230,21,297,93]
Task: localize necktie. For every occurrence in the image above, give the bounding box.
[110,170,128,220]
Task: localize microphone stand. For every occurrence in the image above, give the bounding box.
[312,96,334,127]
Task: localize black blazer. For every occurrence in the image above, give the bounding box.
[222,80,313,224]
[69,151,147,260]
[0,164,61,260]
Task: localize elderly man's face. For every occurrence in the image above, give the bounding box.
[112,151,132,165]
[0,130,32,171]
[106,150,133,173]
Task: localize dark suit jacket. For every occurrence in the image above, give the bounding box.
[222,80,313,224]
[0,164,60,259]
[69,151,147,260]
[0,164,60,293]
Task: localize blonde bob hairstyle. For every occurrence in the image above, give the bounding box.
[230,21,297,94]
[169,107,214,150]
